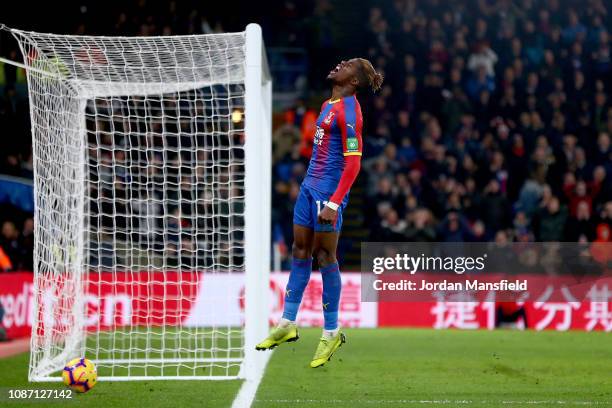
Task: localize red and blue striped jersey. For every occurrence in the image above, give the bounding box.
[303,95,363,194]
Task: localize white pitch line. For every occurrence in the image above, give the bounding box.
[231,352,272,408]
[256,399,612,406]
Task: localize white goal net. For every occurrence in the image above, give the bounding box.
[5,24,271,381]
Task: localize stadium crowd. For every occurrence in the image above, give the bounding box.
[0,0,318,271]
[274,0,612,247]
[1,0,612,271]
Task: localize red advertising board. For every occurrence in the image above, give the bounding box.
[0,272,610,340]
[377,299,612,331]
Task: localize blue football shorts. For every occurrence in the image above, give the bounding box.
[293,183,349,233]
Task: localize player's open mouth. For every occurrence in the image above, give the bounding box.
[330,63,342,75]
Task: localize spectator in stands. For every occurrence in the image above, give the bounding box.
[0,221,19,270]
[273,111,302,163]
[480,180,510,233]
[437,211,474,242]
[467,41,498,77]
[404,208,436,242]
[378,209,407,241]
[566,201,596,241]
[19,218,34,271]
[590,221,611,267]
[0,246,12,272]
[533,196,568,241]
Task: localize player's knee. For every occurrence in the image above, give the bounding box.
[314,248,336,267]
[292,242,311,260]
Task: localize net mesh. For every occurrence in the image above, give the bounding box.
[12,28,252,380]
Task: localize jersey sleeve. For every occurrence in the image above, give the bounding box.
[329,155,361,205]
[327,97,363,206]
[338,97,363,157]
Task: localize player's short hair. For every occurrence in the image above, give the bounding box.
[356,58,384,93]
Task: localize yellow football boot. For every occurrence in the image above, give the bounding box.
[255,323,299,350]
[309,332,346,368]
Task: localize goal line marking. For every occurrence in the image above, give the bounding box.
[255,399,611,406]
[231,352,272,408]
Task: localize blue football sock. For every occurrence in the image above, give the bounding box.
[321,262,341,330]
[282,258,312,321]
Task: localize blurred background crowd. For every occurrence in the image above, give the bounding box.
[0,0,611,270]
[272,0,612,267]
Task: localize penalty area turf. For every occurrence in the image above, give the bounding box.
[0,328,610,407]
[253,328,612,408]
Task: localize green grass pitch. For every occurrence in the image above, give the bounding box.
[0,328,610,407]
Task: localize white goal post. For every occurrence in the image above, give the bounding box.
[2,23,271,381]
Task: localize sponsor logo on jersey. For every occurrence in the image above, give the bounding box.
[314,126,325,146]
[323,111,335,125]
[347,137,359,151]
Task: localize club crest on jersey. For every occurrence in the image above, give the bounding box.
[323,111,335,125]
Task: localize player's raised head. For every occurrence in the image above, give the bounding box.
[327,58,384,93]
